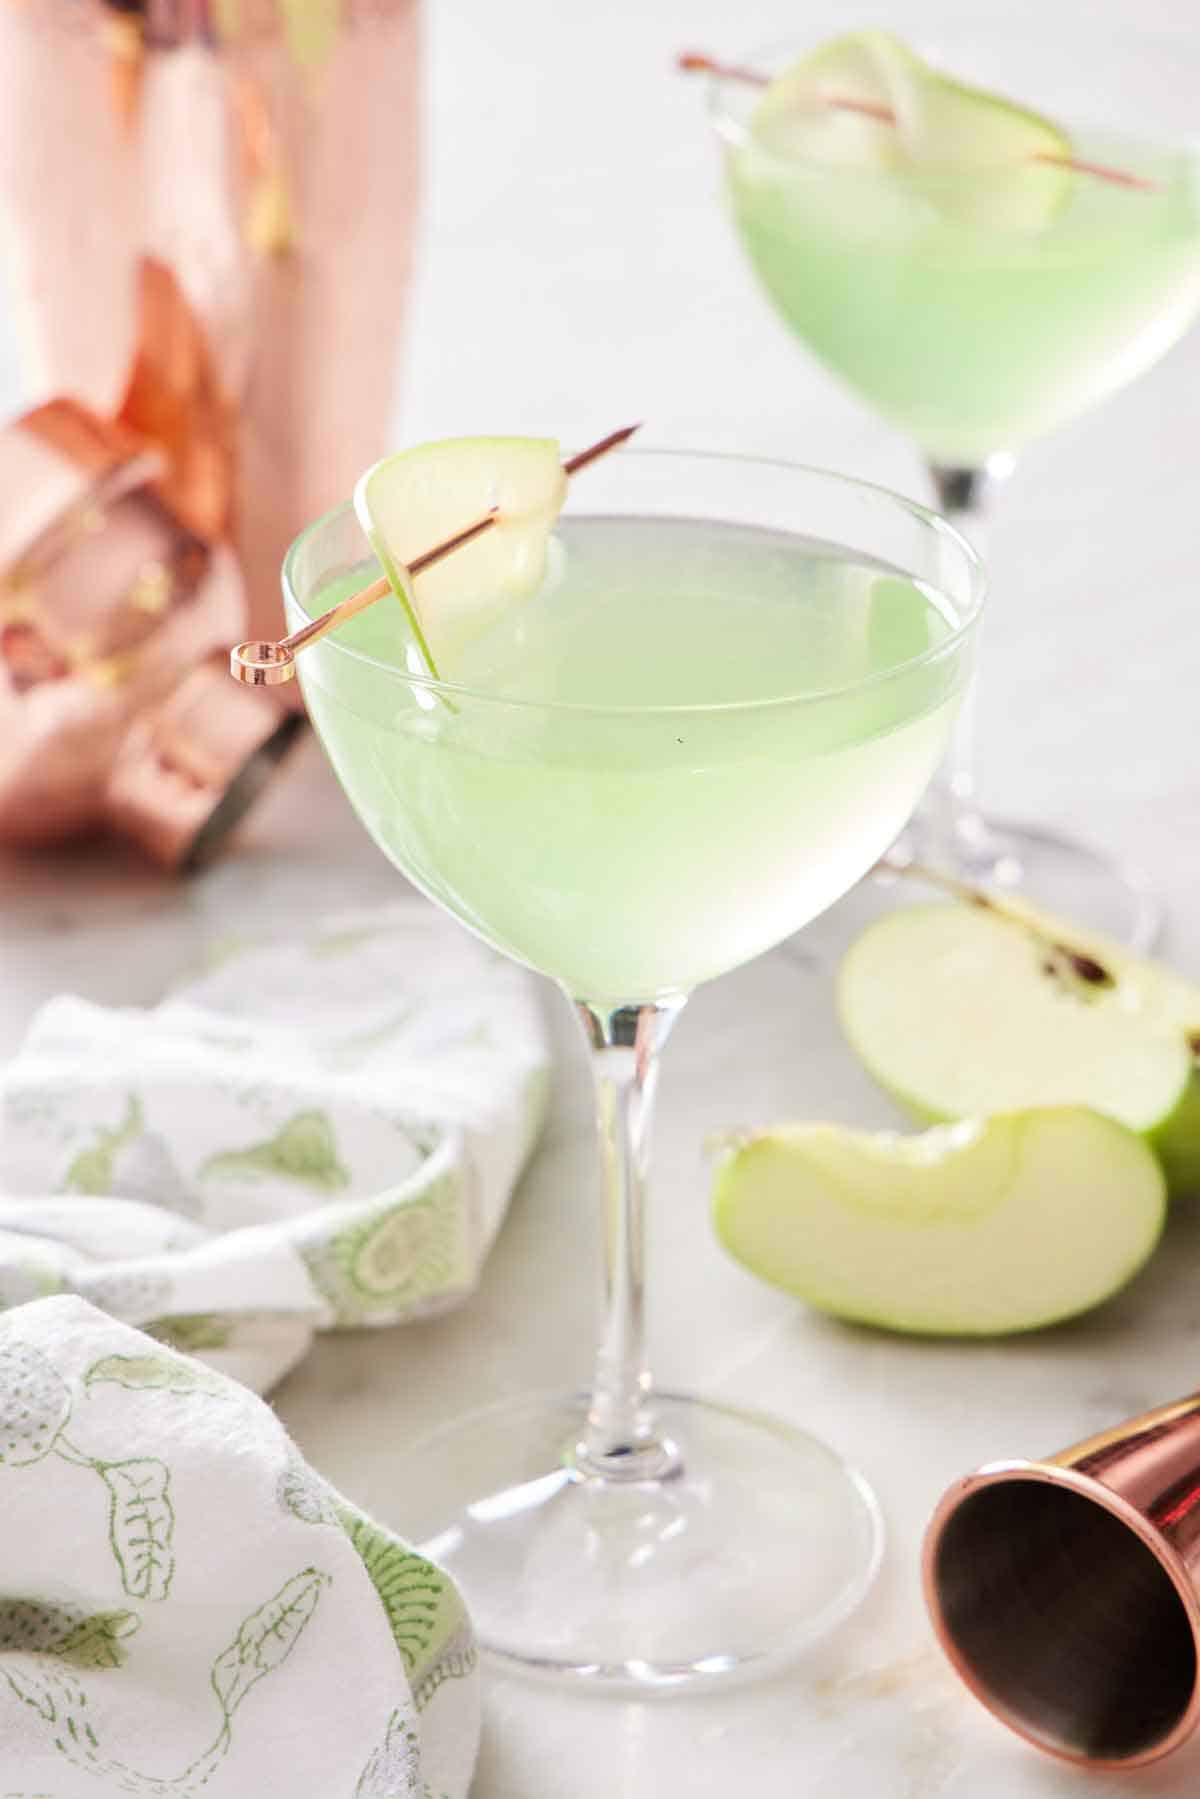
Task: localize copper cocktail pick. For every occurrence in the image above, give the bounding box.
[229,423,641,687]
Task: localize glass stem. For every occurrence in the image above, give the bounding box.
[571,995,687,1483]
[917,454,1014,869]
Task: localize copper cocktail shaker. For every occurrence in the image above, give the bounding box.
[925,1391,1200,1768]
[0,0,420,644]
[0,398,298,867]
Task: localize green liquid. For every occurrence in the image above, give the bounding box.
[729,126,1200,463]
[295,516,968,1002]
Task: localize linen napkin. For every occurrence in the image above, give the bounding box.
[0,906,549,1391]
[0,1294,478,1798]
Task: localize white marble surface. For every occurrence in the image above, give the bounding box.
[5,0,1200,1793]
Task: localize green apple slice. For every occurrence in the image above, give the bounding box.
[838,900,1200,1198]
[897,58,1072,230]
[753,29,1072,230]
[713,1108,1164,1335]
[354,437,568,676]
[752,30,911,167]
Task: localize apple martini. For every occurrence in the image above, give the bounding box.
[696,25,1200,946]
[280,439,984,1687]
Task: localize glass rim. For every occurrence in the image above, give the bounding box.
[281,446,986,719]
[704,34,1198,177]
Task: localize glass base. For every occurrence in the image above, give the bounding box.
[407,1389,883,1692]
[912,812,1162,952]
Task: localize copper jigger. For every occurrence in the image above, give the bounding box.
[924,1393,1200,1769]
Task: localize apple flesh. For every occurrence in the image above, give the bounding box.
[354,436,568,676]
[751,31,909,169]
[838,898,1200,1199]
[713,1108,1165,1335]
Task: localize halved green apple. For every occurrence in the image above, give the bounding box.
[354,437,567,675]
[839,899,1200,1198]
[713,1108,1165,1335]
[753,29,1072,230]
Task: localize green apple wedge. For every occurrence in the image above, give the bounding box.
[354,437,568,677]
[838,896,1200,1199]
[713,1108,1165,1336]
[753,29,1072,231]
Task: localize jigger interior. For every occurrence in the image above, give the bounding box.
[924,1462,1200,1768]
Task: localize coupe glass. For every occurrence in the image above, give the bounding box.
[704,15,1200,947]
[283,450,984,1689]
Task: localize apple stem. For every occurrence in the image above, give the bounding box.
[876,854,987,910]
[680,49,1160,192]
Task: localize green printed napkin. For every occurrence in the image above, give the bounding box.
[0,908,549,1391]
[0,1294,478,1797]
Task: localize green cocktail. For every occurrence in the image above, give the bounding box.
[296,515,961,1001]
[729,124,1200,467]
[702,26,1200,945]
[283,448,983,1690]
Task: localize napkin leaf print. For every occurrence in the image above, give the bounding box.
[53,1610,141,1671]
[201,1110,349,1193]
[337,1507,441,1670]
[210,1567,329,1722]
[302,1182,461,1324]
[100,1459,175,1601]
[0,1345,176,1604]
[62,1096,143,1196]
[2,1659,61,1722]
[410,1618,477,1716]
[0,1598,139,1670]
[85,1354,228,1399]
[2,1574,330,1796]
[103,1129,203,1220]
[337,1505,475,1704]
[355,1706,421,1798]
[0,1342,72,1466]
[277,1455,338,1527]
[146,1313,233,1354]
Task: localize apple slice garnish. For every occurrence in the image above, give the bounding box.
[838,896,1200,1199]
[741,31,914,171]
[354,436,568,677]
[751,31,1075,230]
[682,38,1158,199]
[713,1108,1165,1335]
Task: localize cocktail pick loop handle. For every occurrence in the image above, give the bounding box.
[229,640,299,686]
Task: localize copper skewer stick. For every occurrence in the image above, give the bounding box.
[679,50,1160,191]
[230,423,641,686]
